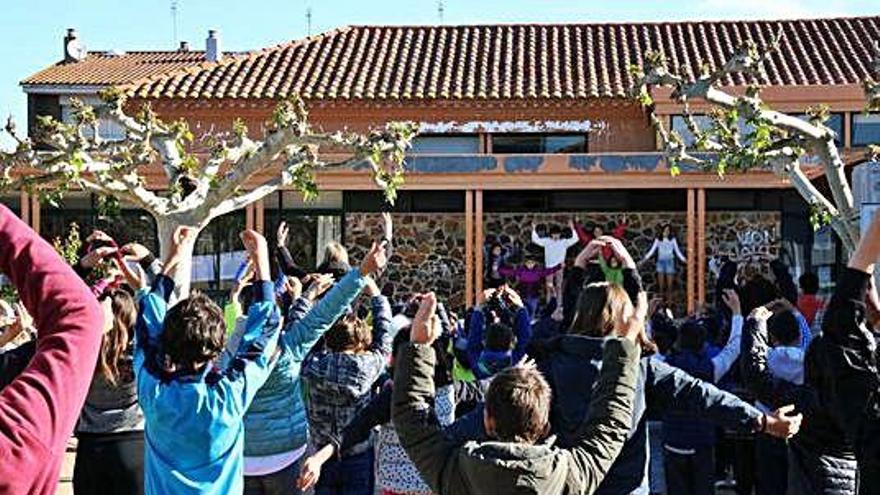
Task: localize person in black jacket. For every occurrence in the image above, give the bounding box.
[818,211,880,495]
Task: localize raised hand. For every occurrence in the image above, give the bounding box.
[276,221,289,248]
[411,292,440,345]
[120,242,152,262]
[721,289,742,316]
[359,241,388,277]
[304,274,334,301]
[240,230,270,281]
[600,235,636,269]
[163,226,198,274]
[381,212,393,243]
[80,246,118,269]
[575,239,605,268]
[749,306,773,322]
[85,229,113,245]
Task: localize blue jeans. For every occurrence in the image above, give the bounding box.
[525,296,539,320]
[315,450,374,495]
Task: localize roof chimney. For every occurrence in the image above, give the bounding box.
[205,30,222,62]
[63,28,86,63]
[179,41,190,52]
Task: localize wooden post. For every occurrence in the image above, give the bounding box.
[20,191,29,224]
[245,203,255,231]
[30,194,40,234]
[465,191,474,307]
[475,190,484,297]
[686,189,696,313]
[697,188,706,306]
[254,199,265,234]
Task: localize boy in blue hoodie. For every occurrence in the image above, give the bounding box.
[133,227,281,495]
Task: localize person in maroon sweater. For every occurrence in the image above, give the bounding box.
[574,216,628,261]
[0,206,104,494]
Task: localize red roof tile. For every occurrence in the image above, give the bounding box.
[48,16,880,100]
[21,51,216,87]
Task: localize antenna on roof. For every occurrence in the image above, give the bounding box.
[306,6,313,36]
[437,0,445,23]
[170,0,180,45]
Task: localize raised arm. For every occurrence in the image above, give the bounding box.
[564,220,580,247]
[220,230,283,407]
[0,206,103,482]
[531,224,548,247]
[740,308,804,409]
[711,290,743,382]
[466,304,487,375]
[574,220,592,245]
[275,220,308,278]
[392,293,464,494]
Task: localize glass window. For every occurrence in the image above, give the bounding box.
[794,113,843,146]
[491,134,586,154]
[264,191,343,272]
[0,194,19,216]
[61,105,126,141]
[852,113,880,147]
[411,135,480,154]
[191,210,247,299]
[671,115,713,147]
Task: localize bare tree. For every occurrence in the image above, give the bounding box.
[0,89,416,297]
[630,33,880,254]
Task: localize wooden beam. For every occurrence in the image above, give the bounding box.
[686,189,696,313]
[30,194,40,234]
[255,199,265,234]
[20,191,29,225]
[245,203,255,231]
[465,191,474,307]
[697,188,707,306]
[475,190,484,297]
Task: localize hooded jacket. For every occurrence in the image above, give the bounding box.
[392,338,641,495]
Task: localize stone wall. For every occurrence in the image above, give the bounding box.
[345,210,781,313]
[345,213,467,309]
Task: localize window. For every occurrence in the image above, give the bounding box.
[852,114,880,147]
[491,134,586,154]
[670,115,713,147]
[61,104,125,141]
[793,113,844,146]
[264,190,343,271]
[191,210,248,299]
[0,194,19,217]
[411,135,480,154]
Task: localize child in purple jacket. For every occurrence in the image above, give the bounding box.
[499,257,561,319]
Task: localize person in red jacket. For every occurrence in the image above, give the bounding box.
[0,205,104,494]
[574,216,628,261]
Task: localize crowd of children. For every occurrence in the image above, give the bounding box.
[4,202,880,495]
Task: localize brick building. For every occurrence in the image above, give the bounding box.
[15,16,880,310]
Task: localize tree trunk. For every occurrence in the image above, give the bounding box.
[155,216,199,304]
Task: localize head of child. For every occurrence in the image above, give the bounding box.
[590,223,604,238]
[608,256,621,269]
[659,224,672,240]
[798,272,819,296]
[524,257,538,270]
[491,243,503,257]
[97,288,137,385]
[548,225,562,240]
[569,282,657,352]
[676,319,707,354]
[325,313,372,353]
[162,292,227,373]
[318,242,351,279]
[766,301,801,347]
[484,366,552,444]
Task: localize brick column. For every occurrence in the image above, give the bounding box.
[475,190,484,297]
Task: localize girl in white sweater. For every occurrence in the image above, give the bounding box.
[642,224,686,301]
[531,220,578,320]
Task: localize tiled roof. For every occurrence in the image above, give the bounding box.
[91,16,880,100]
[21,51,216,87]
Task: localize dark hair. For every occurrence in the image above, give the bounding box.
[97,289,137,385]
[650,312,678,356]
[740,276,780,315]
[677,319,707,353]
[799,272,820,295]
[767,301,801,347]
[548,225,562,236]
[325,313,372,352]
[485,323,516,352]
[485,366,551,443]
[657,223,673,240]
[162,292,226,369]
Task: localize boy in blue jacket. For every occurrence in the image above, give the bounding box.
[133,227,281,495]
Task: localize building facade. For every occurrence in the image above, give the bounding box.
[17,17,880,309]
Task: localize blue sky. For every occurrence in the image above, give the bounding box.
[1,0,878,149]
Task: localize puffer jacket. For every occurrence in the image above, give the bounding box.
[740,315,857,494]
[224,269,366,458]
[393,338,641,495]
[535,335,761,495]
[303,294,396,456]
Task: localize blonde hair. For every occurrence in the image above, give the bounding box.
[323,241,349,266]
[569,282,657,353]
